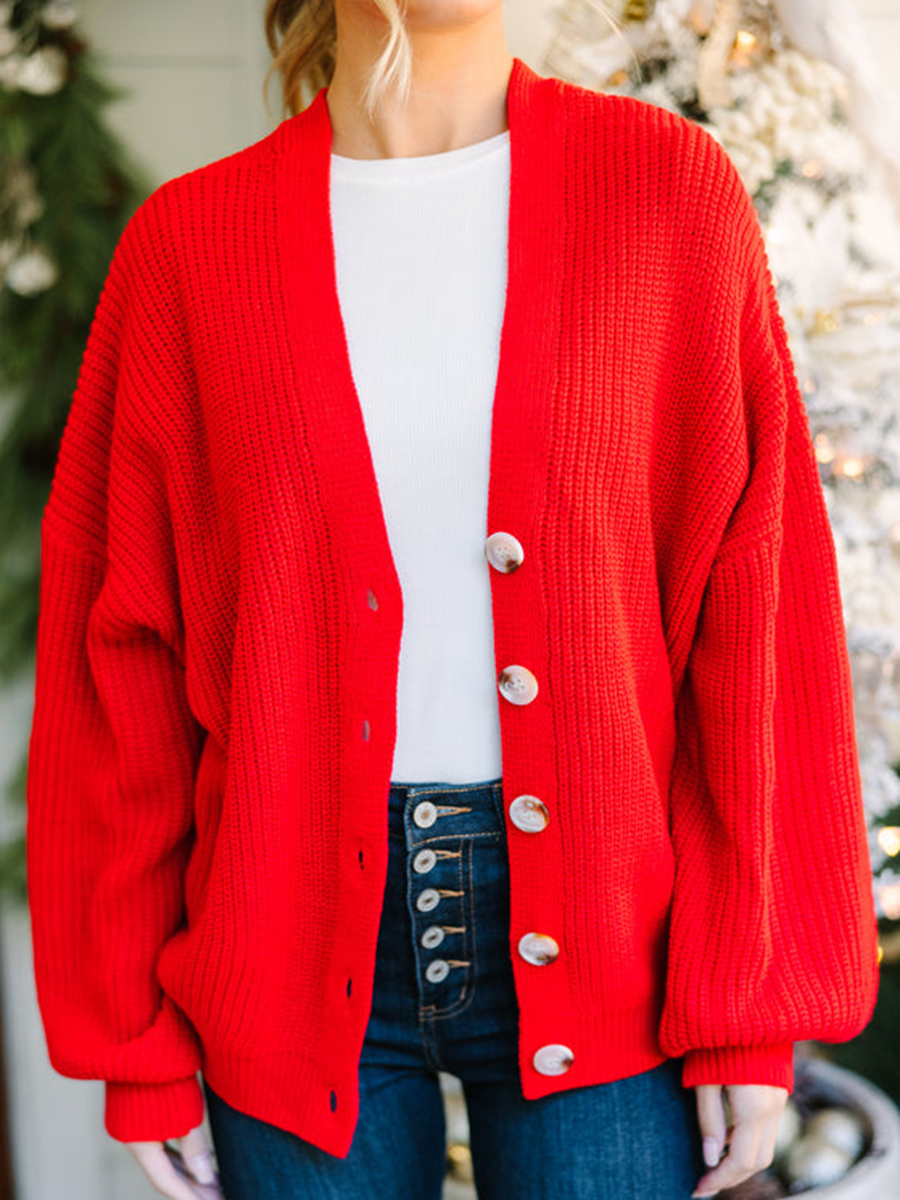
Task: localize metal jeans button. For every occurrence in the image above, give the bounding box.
[416,888,441,913]
[413,848,438,874]
[413,801,438,829]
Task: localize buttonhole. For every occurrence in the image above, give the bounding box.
[329,1090,337,1112]
[347,977,353,997]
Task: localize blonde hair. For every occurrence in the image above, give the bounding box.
[263,0,414,122]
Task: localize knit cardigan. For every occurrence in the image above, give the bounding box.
[26,55,880,1159]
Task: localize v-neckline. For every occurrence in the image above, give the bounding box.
[271,56,571,625]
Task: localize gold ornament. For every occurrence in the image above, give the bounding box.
[811,308,841,336]
[621,0,655,23]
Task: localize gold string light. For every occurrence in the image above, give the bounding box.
[729,28,759,68]
[879,883,900,920]
[836,454,866,479]
[814,433,836,464]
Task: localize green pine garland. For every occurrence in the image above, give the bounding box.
[0,0,151,903]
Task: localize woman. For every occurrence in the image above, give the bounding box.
[26,0,881,1198]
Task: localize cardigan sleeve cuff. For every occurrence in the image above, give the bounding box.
[680,1042,795,1093]
[105,1076,205,1143]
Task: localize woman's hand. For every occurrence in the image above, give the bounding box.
[691,1082,789,1197]
[125,1122,224,1199]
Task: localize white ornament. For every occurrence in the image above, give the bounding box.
[5,246,59,296]
[17,45,67,94]
[805,1107,867,1160]
[40,0,78,30]
[785,1132,854,1187]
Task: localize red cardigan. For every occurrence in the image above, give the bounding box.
[26,55,880,1159]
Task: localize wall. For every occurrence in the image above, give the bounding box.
[2,2,899,1199]
[66,0,900,189]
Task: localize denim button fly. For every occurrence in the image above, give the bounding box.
[385,779,508,1029]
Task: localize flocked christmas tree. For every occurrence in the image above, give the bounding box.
[0,0,151,899]
[545,0,900,949]
[539,1,900,1180]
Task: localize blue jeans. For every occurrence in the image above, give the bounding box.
[202,779,707,1198]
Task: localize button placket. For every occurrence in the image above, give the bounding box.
[486,537,570,1074]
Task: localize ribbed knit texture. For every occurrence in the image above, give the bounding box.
[26,57,880,1160]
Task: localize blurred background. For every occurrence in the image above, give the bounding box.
[2,2,900,1198]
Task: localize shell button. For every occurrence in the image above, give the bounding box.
[484,531,525,573]
[518,932,560,966]
[497,665,538,706]
[532,1044,575,1076]
[425,959,450,983]
[508,794,549,833]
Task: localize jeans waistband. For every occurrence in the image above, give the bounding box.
[387,778,505,848]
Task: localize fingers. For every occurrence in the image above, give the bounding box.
[693,1083,728,1168]
[178,1124,220,1187]
[125,1133,223,1200]
[692,1084,789,1198]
